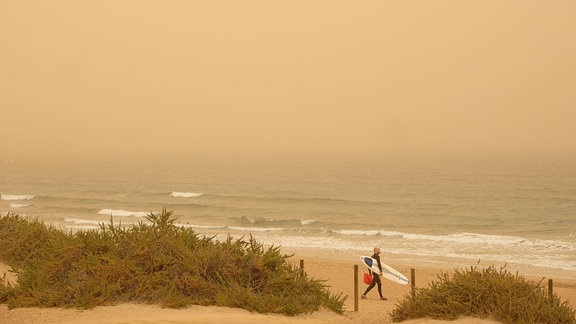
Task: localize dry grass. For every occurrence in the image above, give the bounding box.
[0,210,346,315]
[390,265,576,323]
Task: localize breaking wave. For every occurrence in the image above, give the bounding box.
[97,209,150,217]
[1,194,34,201]
[170,192,204,198]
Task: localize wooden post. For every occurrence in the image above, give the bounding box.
[548,278,553,303]
[299,259,304,277]
[411,268,416,292]
[354,264,359,312]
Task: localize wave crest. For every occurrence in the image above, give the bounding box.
[10,203,31,208]
[98,209,149,217]
[170,192,204,198]
[1,194,34,201]
[228,226,285,232]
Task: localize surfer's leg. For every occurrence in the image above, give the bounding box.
[375,276,385,299]
[363,283,374,295]
[362,281,376,298]
[375,277,387,300]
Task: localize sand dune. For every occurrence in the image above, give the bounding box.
[1,248,574,324]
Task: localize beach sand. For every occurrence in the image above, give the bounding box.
[1,248,574,324]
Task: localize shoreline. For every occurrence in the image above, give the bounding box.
[281,245,576,281]
[1,247,575,324]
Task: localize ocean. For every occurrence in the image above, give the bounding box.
[1,154,575,279]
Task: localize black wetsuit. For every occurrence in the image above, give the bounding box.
[362,253,383,298]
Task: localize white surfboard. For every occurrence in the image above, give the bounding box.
[359,256,410,285]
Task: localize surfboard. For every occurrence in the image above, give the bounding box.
[359,256,410,285]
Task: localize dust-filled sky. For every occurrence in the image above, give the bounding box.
[1,1,575,159]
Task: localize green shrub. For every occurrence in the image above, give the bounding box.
[0,210,346,315]
[390,265,576,323]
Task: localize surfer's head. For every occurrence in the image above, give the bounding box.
[373,247,381,254]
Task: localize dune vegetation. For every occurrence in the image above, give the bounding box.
[390,265,576,323]
[0,210,346,316]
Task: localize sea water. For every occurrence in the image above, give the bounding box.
[1,155,575,278]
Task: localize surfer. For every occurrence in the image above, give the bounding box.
[361,247,387,300]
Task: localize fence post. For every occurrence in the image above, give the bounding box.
[299,259,304,277]
[354,264,359,311]
[548,278,553,303]
[411,268,416,292]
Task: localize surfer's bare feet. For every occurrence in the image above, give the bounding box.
[361,295,366,299]
[380,297,387,300]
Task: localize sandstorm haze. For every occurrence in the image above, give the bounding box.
[1,1,575,160]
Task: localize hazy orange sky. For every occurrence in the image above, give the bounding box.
[1,1,575,159]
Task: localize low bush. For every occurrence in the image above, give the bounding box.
[0,210,346,315]
[390,265,575,323]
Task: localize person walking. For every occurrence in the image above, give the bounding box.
[362,247,387,300]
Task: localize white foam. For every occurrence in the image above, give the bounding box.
[1,194,34,201]
[249,234,362,252]
[334,229,381,236]
[10,203,31,208]
[65,218,105,225]
[227,226,285,232]
[170,192,204,198]
[334,229,569,249]
[389,245,576,272]
[300,219,316,225]
[397,232,576,250]
[98,209,149,217]
[177,223,226,229]
[64,224,101,230]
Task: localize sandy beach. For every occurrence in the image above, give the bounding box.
[1,248,574,324]
[2,0,576,322]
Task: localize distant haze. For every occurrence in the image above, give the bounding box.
[1,1,575,159]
